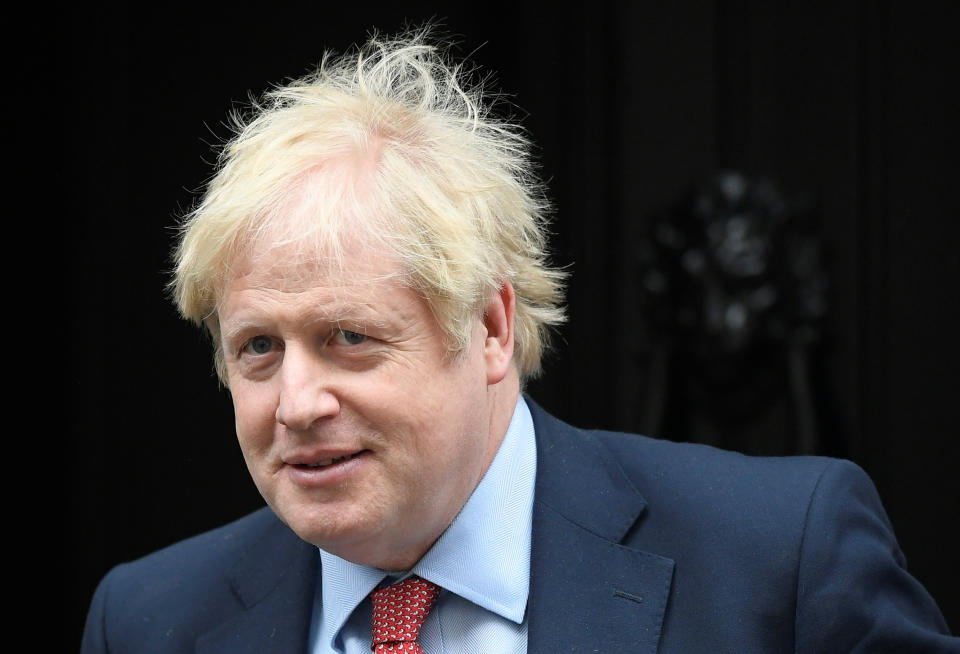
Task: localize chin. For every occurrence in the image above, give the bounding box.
[275,502,380,552]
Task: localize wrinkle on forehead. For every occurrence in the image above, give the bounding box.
[215,240,412,354]
[227,236,404,298]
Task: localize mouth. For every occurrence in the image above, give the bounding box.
[296,452,363,469]
[282,449,369,486]
[289,450,368,470]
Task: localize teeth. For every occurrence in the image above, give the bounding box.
[306,454,351,468]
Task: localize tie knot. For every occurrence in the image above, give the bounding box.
[370,576,441,653]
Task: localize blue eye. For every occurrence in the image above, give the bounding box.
[245,336,273,355]
[336,330,367,345]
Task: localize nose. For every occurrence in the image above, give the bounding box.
[275,345,341,431]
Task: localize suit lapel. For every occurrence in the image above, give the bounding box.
[526,401,674,653]
[196,516,318,654]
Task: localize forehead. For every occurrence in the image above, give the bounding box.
[220,230,407,308]
[233,242,395,290]
[216,252,419,350]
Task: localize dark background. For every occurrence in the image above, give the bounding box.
[67,1,958,647]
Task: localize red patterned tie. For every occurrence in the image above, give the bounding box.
[370,576,441,653]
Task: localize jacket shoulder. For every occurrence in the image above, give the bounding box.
[588,423,875,558]
[81,507,301,652]
[106,506,282,592]
[596,426,841,505]
[528,401,955,649]
[530,397,839,530]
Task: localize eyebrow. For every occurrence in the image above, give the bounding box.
[219,302,387,345]
[219,319,269,348]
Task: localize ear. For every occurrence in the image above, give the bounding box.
[482,282,516,385]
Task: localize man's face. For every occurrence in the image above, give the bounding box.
[217,242,508,569]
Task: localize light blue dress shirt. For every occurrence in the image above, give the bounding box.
[308,396,536,653]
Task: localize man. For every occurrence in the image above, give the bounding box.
[82,31,956,653]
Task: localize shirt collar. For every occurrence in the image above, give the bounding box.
[316,396,536,645]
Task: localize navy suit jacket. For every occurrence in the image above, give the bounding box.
[82,401,956,652]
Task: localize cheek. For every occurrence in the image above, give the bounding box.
[230,384,277,451]
[417,371,489,460]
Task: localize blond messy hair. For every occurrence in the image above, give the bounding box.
[171,29,566,383]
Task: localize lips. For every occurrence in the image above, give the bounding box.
[285,449,367,469]
[297,453,360,468]
[283,449,369,487]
